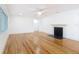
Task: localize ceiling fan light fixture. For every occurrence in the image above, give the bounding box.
[37,11,42,16]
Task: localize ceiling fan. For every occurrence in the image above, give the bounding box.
[31,7,48,16]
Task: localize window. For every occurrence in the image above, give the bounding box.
[0,7,8,33]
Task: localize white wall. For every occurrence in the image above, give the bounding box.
[0,31,9,53]
[39,9,79,41]
[9,16,34,34]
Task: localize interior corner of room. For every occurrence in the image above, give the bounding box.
[0,4,79,54]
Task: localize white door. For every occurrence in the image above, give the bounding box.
[33,19,40,32]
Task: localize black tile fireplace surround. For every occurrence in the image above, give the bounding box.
[54,27,63,39]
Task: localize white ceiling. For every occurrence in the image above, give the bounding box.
[1,4,79,19]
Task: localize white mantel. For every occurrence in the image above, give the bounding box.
[51,24,66,27]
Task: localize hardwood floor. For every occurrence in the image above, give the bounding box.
[3,32,79,54]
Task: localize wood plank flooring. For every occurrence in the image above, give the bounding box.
[3,32,79,54]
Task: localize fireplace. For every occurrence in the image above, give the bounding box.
[54,27,63,39]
